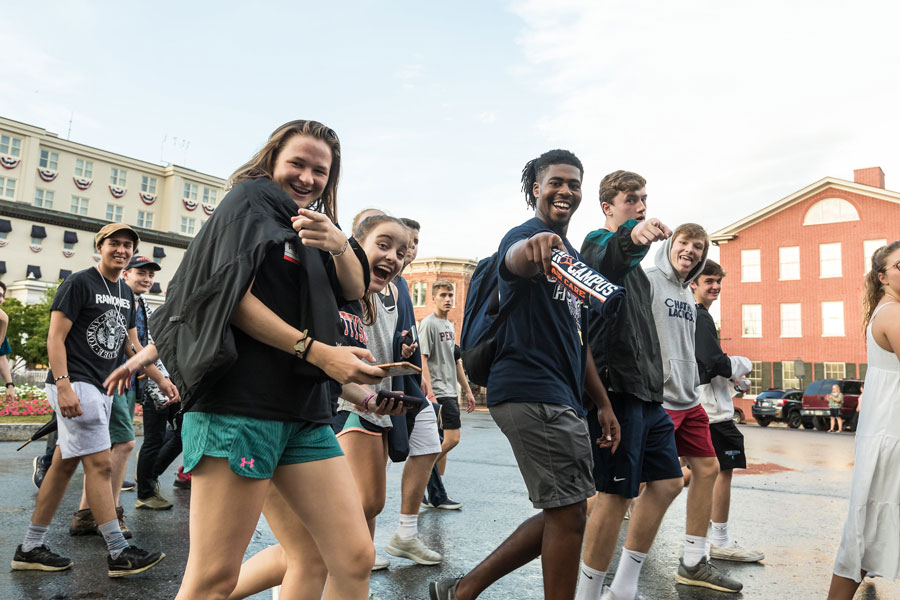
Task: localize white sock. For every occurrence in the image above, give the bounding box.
[397,513,418,540]
[574,563,606,600]
[608,548,646,600]
[682,534,706,567]
[709,521,731,547]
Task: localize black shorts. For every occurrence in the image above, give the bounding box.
[709,420,747,470]
[589,392,682,498]
[437,397,461,430]
[830,407,842,418]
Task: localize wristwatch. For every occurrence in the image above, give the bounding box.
[293,330,314,360]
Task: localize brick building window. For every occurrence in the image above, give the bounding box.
[34,189,54,209]
[821,301,844,337]
[824,362,846,379]
[780,303,802,337]
[412,281,427,307]
[71,196,89,216]
[742,304,762,337]
[74,158,93,179]
[181,217,196,235]
[779,246,800,280]
[782,361,800,389]
[106,204,123,223]
[803,198,859,225]
[741,249,761,282]
[748,361,763,395]
[39,149,59,171]
[819,243,842,278]
[863,239,887,274]
[137,211,153,228]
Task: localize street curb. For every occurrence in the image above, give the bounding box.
[0,423,144,442]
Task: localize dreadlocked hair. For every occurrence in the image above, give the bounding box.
[520,149,584,209]
[863,240,900,331]
[355,214,409,326]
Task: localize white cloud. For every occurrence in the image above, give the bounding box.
[478,111,497,124]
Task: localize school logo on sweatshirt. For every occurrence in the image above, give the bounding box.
[340,310,368,346]
[665,298,695,322]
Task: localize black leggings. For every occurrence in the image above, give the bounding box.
[136,401,183,499]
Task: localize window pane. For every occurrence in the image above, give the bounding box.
[748,361,763,395]
[863,239,887,274]
[803,198,860,225]
[822,301,844,337]
[779,246,800,280]
[782,361,800,389]
[780,303,802,337]
[824,362,846,379]
[742,304,762,337]
[819,243,842,278]
[741,249,761,282]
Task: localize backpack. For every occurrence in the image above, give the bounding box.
[459,252,519,386]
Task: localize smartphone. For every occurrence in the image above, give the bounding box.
[375,390,425,410]
[375,361,422,376]
[400,327,418,347]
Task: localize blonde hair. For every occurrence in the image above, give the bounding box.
[863,240,900,330]
[230,120,341,223]
[432,279,454,295]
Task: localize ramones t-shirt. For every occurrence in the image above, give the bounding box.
[47,267,137,392]
[202,239,344,424]
[486,218,588,414]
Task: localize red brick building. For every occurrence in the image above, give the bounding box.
[403,256,477,332]
[710,167,900,393]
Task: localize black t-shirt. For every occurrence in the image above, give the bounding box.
[47,267,137,392]
[487,218,588,414]
[201,240,344,423]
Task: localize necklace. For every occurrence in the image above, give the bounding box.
[95,266,124,336]
[884,288,900,303]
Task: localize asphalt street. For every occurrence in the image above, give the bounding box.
[1,412,897,599]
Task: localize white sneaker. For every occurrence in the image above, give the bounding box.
[384,533,442,565]
[709,541,764,563]
[371,554,390,571]
[599,585,647,600]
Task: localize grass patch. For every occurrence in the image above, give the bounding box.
[0,415,53,424]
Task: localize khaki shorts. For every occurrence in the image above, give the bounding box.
[490,401,595,509]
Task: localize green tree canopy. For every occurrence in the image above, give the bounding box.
[4,285,57,368]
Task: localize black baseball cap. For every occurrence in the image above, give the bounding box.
[126,255,161,271]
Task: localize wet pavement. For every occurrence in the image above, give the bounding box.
[1,412,897,599]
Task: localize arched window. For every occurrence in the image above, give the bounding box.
[802,198,859,225]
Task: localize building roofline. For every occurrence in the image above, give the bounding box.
[1,116,226,185]
[0,199,193,249]
[709,176,900,243]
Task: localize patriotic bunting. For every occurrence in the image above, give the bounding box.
[73,177,93,190]
[0,156,19,169]
[109,185,126,198]
[38,168,58,182]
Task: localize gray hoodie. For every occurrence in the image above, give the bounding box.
[645,237,707,411]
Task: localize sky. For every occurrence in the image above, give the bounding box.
[2,0,898,266]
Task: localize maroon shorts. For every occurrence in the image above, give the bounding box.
[665,404,716,457]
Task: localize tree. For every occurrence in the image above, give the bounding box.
[4,285,57,368]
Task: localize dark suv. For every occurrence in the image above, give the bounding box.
[751,389,803,428]
[800,379,862,431]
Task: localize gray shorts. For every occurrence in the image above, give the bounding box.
[45,382,113,459]
[408,402,442,456]
[490,401,595,509]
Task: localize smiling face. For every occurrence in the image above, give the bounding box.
[361,222,408,292]
[669,234,705,280]
[97,232,135,274]
[124,266,156,295]
[878,247,900,297]
[603,187,648,229]
[691,273,722,308]
[533,164,582,233]
[271,134,333,209]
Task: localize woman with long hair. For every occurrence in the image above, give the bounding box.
[828,241,900,599]
[107,121,388,600]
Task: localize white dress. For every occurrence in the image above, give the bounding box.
[834,301,900,581]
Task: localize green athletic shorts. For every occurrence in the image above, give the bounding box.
[109,389,137,445]
[182,412,344,479]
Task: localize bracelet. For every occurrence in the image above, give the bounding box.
[54,374,69,382]
[5,382,14,388]
[329,237,349,257]
[363,393,375,411]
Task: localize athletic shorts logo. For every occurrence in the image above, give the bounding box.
[240,457,255,469]
[613,476,627,482]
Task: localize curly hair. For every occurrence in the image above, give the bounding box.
[863,240,900,330]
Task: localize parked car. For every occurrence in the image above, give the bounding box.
[800,379,863,431]
[751,388,803,428]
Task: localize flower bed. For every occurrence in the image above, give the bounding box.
[1,384,144,418]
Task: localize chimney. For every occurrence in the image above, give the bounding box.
[853,167,885,189]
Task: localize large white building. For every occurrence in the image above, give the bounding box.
[0,116,227,306]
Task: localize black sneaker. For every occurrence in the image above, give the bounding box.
[107,545,165,577]
[32,456,50,490]
[120,480,136,492]
[11,544,73,571]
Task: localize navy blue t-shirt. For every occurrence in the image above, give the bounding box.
[487,218,588,414]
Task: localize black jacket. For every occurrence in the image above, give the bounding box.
[695,304,732,385]
[150,177,366,411]
[580,221,664,403]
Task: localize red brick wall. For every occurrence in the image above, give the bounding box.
[718,186,900,374]
[405,271,472,332]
